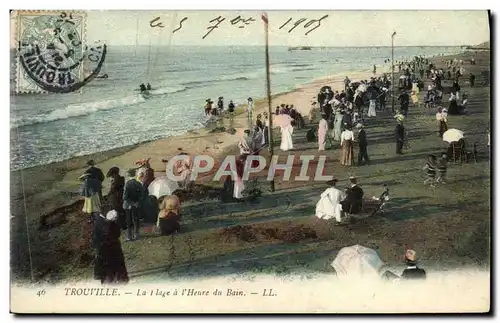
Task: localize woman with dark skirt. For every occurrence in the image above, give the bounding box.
[156,194,181,236]
[92,208,129,284]
[106,167,126,229]
[101,210,129,284]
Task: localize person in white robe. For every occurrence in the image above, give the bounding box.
[280,124,294,151]
[315,179,346,223]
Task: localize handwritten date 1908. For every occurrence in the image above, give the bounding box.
[279,15,329,35]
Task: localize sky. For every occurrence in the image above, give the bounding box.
[10,10,490,47]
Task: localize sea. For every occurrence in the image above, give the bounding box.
[10,45,463,171]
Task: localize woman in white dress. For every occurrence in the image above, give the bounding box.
[280,123,294,151]
[318,114,329,151]
[315,179,346,223]
[367,92,377,117]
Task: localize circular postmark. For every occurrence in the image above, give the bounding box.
[18,12,106,93]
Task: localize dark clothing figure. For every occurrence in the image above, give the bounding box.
[142,167,155,189]
[342,113,353,130]
[86,165,105,202]
[92,214,108,281]
[101,221,129,284]
[217,98,224,115]
[398,92,410,117]
[469,74,475,87]
[93,214,129,284]
[438,120,448,138]
[379,91,386,111]
[228,102,235,113]
[346,87,354,103]
[123,178,144,240]
[401,266,427,280]
[107,175,125,229]
[159,211,181,236]
[448,98,459,115]
[452,81,461,93]
[341,185,364,214]
[125,206,140,240]
[354,94,364,115]
[395,123,405,154]
[323,104,333,121]
[146,83,152,91]
[139,84,146,92]
[357,128,369,165]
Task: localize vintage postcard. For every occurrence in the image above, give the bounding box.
[9,9,491,314]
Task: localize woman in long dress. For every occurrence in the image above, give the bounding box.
[332,109,344,141]
[280,123,294,151]
[100,210,129,284]
[340,126,354,166]
[318,114,329,151]
[315,179,346,223]
[367,92,377,117]
[80,172,102,223]
[233,156,246,200]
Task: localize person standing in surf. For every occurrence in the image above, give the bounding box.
[204,99,213,116]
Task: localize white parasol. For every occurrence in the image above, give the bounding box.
[443,129,464,143]
[273,114,293,128]
[331,245,385,278]
[147,176,180,199]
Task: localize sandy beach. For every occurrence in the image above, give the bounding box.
[10,68,375,220]
[10,47,490,285]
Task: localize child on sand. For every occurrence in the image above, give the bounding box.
[423,155,437,187]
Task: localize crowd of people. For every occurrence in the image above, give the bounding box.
[77,50,485,285]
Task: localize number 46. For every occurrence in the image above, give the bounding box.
[36,289,46,297]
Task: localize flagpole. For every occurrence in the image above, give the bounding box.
[262,12,275,192]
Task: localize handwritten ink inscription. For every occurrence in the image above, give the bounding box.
[149,14,329,38]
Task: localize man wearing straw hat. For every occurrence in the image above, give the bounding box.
[401,249,427,280]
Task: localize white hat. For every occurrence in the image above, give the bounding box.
[106,210,118,222]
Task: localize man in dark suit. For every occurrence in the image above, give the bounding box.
[395,120,405,155]
[340,177,364,214]
[356,124,369,165]
[398,91,410,117]
[401,249,427,280]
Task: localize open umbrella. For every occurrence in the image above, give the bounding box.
[273,114,293,128]
[443,128,464,143]
[331,245,384,277]
[320,85,332,92]
[147,176,180,199]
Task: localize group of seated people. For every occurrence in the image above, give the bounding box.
[316,176,390,223]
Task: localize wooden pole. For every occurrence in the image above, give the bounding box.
[391,32,396,113]
[263,13,275,192]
